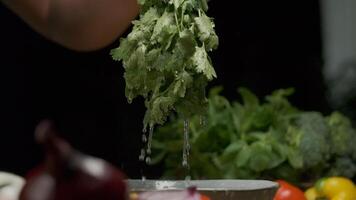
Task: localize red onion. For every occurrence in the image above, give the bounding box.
[19,120,128,200]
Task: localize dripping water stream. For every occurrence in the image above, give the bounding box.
[145,126,154,164]
[182,120,190,168]
[139,118,199,181]
[139,125,155,181]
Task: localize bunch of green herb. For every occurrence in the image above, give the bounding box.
[151,87,356,185]
[111,0,218,130]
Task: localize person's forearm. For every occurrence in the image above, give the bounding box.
[2,0,139,51]
[2,0,50,31]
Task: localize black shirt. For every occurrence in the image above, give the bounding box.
[0,5,144,177]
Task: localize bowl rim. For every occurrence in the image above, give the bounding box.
[126,179,279,192]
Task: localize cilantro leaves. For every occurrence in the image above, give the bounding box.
[111,0,218,130]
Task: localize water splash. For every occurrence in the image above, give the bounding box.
[184,176,191,187]
[141,176,146,181]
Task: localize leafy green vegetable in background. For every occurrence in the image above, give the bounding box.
[285,112,331,169]
[326,112,356,158]
[151,87,356,186]
[111,0,218,130]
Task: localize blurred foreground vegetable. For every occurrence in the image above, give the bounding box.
[20,120,128,200]
[304,187,323,200]
[315,177,356,200]
[274,180,306,200]
[151,87,356,185]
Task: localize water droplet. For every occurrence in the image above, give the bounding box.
[182,159,188,168]
[182,120,190,168]
[127,98,133,104]
[146,148,151,155]
[139,148,145,161]
[139,154,145,161]
[145,157,151,164]
[142,134,147,143]
[146,126,154,156]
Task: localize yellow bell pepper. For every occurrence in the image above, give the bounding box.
[316,177,356,200]
[331,192,356,200]
[305,187,323,200]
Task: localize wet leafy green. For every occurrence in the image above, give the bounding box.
[111,0,218,130]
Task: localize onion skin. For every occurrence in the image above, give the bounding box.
[19,120,128,200]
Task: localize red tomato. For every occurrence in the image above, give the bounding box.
[274,180,307,200]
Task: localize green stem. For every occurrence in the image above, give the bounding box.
[175,11,181,32]
[180,5,184,28]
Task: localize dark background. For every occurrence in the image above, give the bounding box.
[0,0,330,178]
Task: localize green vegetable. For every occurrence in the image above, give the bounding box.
[151,87,356,185]
[286,112,330,169]
[326,112,356,157]
[327,157,356,178]
[111,0,218,130]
